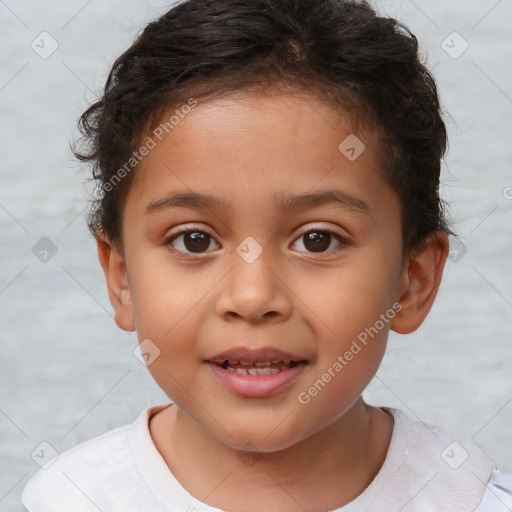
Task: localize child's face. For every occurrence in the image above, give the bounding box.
[112,90,411,450]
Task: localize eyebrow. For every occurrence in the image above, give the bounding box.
[145,189,372,216]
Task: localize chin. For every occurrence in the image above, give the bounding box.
[213,422,308,454]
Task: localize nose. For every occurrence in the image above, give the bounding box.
[215,248,293,324]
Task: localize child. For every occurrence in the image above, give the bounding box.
[21,0,512,510]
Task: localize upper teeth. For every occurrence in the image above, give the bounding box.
[220,360,297,376]
[228,360,291,366]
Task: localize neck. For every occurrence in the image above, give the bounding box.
[150,398,393,512]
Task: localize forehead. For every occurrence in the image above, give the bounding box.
[124,90,399,226]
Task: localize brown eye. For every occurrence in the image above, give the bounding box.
[167,230,220,254]
[291,229,347,254]
[183,232,210,252]
[305,231,331,252]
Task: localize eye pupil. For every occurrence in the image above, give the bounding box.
[184,232,210,252]
[304,231,331,252]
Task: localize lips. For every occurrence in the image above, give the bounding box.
[206,346,309,397]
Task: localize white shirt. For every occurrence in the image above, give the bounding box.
[21,402,512,511]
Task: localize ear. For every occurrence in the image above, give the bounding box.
[391,231,449,334]
[96,230,135,332]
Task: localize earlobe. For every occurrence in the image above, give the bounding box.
[96,230,136,332]
[391,231,449,335]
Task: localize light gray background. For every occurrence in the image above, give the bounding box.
[1,0,511,510]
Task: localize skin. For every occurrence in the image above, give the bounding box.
[97,88,449,512]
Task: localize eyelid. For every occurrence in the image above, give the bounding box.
[166,223,213,238]
[295,222,350,240]
[165,223,219,248]
[165,223,349,243]
[164,224,220,258]
[290,225,350,256]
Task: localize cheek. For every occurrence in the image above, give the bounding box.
[293,336,386,441]
[136,304,206,402]
[292,252,399,340]
[133,291,200,356]
[290,250,397,402]
[128,251,203,338]
[128,261,216,370]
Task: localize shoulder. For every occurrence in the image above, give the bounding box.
[20,405,169,512]
[386,407,496,472]
[372,408,498,511]
[21,423,133,511]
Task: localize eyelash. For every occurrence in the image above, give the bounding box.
[164,224,350,258]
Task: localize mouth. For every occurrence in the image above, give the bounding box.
[212,359,304,376]
[205,346,309,398]
[206,347,309,398]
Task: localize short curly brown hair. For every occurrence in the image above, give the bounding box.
[73,0,453,257]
